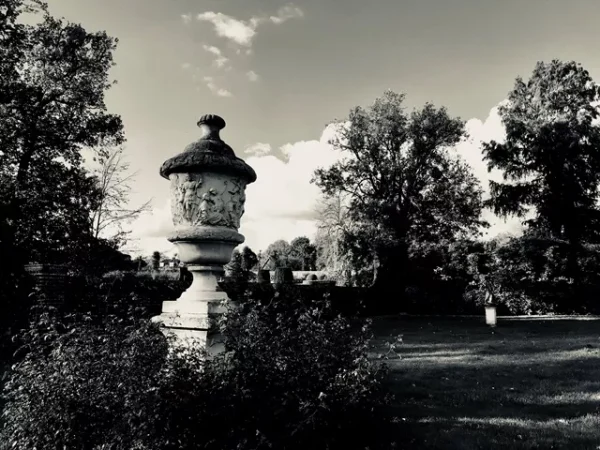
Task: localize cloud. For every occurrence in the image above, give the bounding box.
[240,125,345,250]
[196,4,303,48]
[197,12,258,47]
[129,103,524,256]
[181,13,192,25]
[203,76,233,97]
[245,142,271,156]
[202,44,229,69]
[246,70,259,82]
[129,125,343,254]
[181,62,191,70]
[453,104,525,238]
[269,4,304,24]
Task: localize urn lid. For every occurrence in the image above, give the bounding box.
[159,114,257,183]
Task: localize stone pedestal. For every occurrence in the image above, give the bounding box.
[152,114,257,351]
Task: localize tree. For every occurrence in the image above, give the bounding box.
[0,1,124,264]
[263,240,292,270]
[289,237,317,271]
[239,246,258,272]
[90,146,151,245]
[312,91,485,294]
[483,60,600,281]
[151,251,161,271]
[314,194,352,274]
[134,256,147,271]
[224,248,244,278]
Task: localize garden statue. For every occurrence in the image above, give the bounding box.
[152,114,257,351]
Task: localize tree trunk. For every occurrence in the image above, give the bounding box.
[370,242,409,313]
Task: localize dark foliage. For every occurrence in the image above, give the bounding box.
[1,289,393,450]
[68,271,189,319]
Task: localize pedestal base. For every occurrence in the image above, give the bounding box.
[152,295,227,351]
[153,243,237,353]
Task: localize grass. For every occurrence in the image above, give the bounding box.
[372,316,600,449]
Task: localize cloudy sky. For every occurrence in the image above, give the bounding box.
[49,0,600,255]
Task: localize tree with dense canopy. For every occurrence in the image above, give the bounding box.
[0,0,125,332]
[312,91,485,295]
[483,60,600,280]
[0,0,124,264]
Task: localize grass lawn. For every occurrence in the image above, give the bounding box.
[372,316,600,449]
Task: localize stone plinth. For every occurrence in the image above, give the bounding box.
[152,114,256,351]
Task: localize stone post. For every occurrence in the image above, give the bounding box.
[152,114,257,352]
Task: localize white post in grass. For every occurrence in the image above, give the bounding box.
[483,274,497,327]
[485,304,497,327]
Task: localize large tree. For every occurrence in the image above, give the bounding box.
[312,91,485,292]
[0,0,124,263]
[483,60,600,279]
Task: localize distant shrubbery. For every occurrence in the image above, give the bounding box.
[0,289,393,450]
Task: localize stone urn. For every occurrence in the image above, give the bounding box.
[152,114,257,350]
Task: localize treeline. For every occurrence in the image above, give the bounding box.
[258,61,600,315]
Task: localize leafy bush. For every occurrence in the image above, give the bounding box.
[1,308,169,450]
[1,289,393,450]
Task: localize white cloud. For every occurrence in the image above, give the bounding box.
[196,5,303,48]
[246,70,259,82]
[181,62,191,70]
[202,44,229,68]
[197,12,258,47]
[203,76,233,97]
[129,103,525,256]
[241,125,344,250]
[181,13,192,25]
[245,142,271,156]
[129,125,343,254]
[453,104,525,238]
[269,4,304,24]
[202,44,221,56]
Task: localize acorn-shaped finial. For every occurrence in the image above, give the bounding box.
[197,114,226,140]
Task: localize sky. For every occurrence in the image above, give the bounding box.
[47,0,600,256]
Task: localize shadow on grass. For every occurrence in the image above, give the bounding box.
[373,317,600,449]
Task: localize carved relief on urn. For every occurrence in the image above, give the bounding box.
[169,172,247,229]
